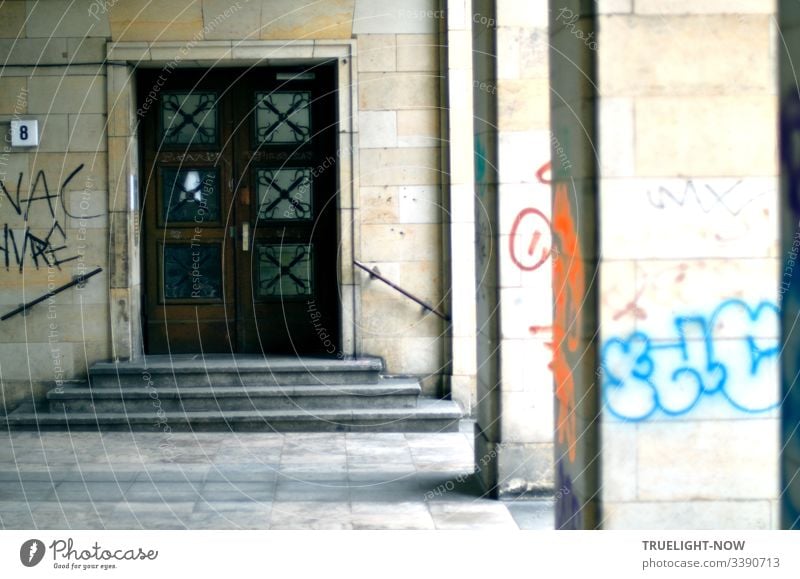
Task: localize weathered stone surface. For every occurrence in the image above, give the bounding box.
[358,72,439,111]
[599,15,772,97]
[108,0,204,41]
[635,96,777,177]
[26,0,111,38]
[357,34,396,72]
[260,0,354,40]
[0,1,26,38]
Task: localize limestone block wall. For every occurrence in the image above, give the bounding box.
[0,0,451,409]
[0,1,111,411]
[597,0,780,528]
[351,1,446,393]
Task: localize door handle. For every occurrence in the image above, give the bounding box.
[241,222,250,252]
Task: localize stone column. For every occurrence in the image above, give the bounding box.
[549,0,601,528]
[472,0,557,498]
[107,62,142,361]
[443,0,478,413]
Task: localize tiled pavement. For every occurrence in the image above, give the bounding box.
[0,421,554,530]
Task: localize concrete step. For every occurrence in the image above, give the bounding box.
[47,379,421,413]
[89,355,384,388]
[3,399,462,433]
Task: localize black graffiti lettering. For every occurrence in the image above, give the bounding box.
[25,171,59,220]
[0,166,101,272]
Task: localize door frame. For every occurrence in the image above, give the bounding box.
[105,40,359,360]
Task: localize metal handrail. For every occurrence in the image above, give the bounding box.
[353,260,450,322]
[1,267,103,321]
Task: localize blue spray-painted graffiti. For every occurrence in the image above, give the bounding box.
[602,299,779,421]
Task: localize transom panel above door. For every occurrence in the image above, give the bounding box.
[138,66,340,355]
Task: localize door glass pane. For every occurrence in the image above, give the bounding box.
[162,243,222,300]
[255,91,311,144]
[256,168,312,220]
[255,244,313,298]
[162,167,220,223]
[161,92,218,146]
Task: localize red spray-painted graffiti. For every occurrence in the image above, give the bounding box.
[509,208,551,271]
[508,161,554,272]
[552,181,584,463]
[535,161,552,185]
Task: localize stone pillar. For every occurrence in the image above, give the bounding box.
[596,0,779,528]
[549,0,601,528]
[442,0,479,415]
[107,62,142,361]
[472,0,556,497]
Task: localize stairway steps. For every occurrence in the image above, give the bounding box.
[4,399,462,433]
[47,380,421,412]
[89,355,383,387]
[2,356,463,433]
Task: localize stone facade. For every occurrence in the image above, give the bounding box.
[0,0,463,410]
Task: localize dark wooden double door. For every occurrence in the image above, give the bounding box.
[139,66,340,354]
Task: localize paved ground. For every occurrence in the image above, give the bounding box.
[0,421,553,530]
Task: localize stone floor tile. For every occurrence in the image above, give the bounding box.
[125,481,204,502]
[48,481,133,502]
[0,425,553,530]
[0,481,57,501]
[193,500,273,513]
[428,502,520,530]
[505,499,556,530]
[135,467,210,483]
[351,502,435,530]
[204,465,279,483]
[275,480,350,502]
[269,501,352,530]
[349,479,425,503]
[186,510,271,530]
[0,511,39,529]
[200,481,275,502]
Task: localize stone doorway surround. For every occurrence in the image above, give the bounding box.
[104,40,359,362]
